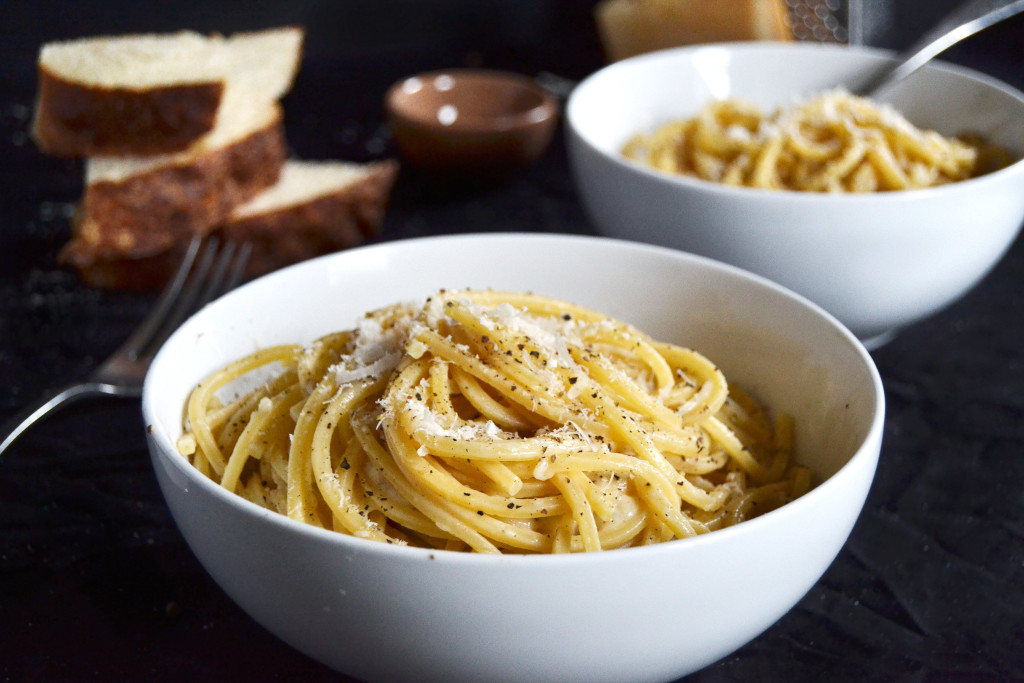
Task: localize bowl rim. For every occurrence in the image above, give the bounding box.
[566,40,1024,202]
[143,232,886,567]
[385,67,559,134]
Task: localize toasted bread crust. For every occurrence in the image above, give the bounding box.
[69,243,186,291]
[66,160,399,290]
[220,160,399,277]
[32,67,224,157]
[60,111,286,269]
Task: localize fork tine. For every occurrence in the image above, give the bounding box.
[143,238,251,360]
[192,239,241,312]
[156,236,222,343]
[114,237,251,366]
[115,236,204,363]
[223,241,253,293]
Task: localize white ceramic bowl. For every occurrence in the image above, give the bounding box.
[143,233,884,683]
[566,42,1024,347]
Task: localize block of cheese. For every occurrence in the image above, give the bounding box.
[595,0,792,62]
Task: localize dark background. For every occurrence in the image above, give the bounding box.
[2,1,1023,681]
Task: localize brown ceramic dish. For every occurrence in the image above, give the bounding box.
[385,69,559,177]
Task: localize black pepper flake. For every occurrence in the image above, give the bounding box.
[477,510,484,516]
[562,313,572,320]
[481,335,490,344]
[569,376,578,384]
[530,350,540,358]
[340,459,351,470]
[507,502,516,509]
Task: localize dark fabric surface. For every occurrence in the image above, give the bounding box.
[2,2,1023,681]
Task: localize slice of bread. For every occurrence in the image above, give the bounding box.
[595,0,792,62]
[65,159,400,290]
[220,159,400,278]
[62,242,189,292]
[33,26,303,157]
[59,93,287,272]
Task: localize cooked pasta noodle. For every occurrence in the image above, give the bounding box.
[177,290,810,553]
[622,89,1007,192]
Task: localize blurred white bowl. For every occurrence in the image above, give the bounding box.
[566,42,1024,347]
[143,233,884,683]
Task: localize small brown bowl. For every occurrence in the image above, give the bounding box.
[385,69,559,179]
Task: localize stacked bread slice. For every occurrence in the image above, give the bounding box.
[33,26,398,289]
[34,26,303,156]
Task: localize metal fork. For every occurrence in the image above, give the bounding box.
[0,237,251,458]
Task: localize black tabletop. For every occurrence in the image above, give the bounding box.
[2,2,1023,681]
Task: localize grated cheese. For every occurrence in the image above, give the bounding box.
[329,304,417,387]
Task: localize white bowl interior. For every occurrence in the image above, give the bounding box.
[143,234,884,682]
[569,42,1024,161]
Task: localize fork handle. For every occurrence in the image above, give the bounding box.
[0,382,128,458]
[856,0,1024,96]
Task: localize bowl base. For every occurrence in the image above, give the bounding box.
[860,329,898,351]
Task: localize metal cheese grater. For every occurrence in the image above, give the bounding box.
[786,0,849,42]
[785,0,892,45]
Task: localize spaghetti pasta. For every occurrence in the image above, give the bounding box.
[177,290,810,553]
[622,89,1007,192]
